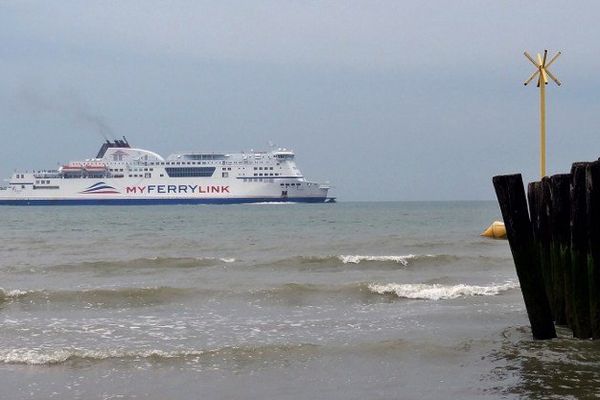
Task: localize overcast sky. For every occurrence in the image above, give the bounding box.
[1,1,599,200]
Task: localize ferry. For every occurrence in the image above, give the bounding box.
[0,138,332,205]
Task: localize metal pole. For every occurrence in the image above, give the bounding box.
[540,79,546,178]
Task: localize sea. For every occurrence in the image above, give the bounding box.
[1,201,599,399]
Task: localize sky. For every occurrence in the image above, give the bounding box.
[1,1,600,201]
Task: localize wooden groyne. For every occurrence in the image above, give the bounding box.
[493,161,600,340]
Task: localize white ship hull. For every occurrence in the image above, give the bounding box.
[0,178,329,205]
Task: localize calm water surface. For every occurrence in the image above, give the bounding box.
[0,202,599,399]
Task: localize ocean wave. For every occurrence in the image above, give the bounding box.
[0,286,207,307]
[0,279,519,308]
[42,256,236,272]
[0,288,32,300]
[0,343,319,365]
[338,254,428,265]
[255,282,367,297]
[0,348,205,365]
[250,282,413,305]
[0,283,382,308]
[259,254,442,271]
[368,281,519,300]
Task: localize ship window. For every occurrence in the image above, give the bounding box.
[222,172,228,178]
[36,180,39,184]
[144,168,148,171]
[254,167,257,170]
[270,167,274,170]
[160,174,164,177]
[145,173,151,178]
[165,167,215,178]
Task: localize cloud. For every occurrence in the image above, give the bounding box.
[3,1,590,72]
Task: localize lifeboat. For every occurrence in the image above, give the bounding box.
[83,164,107,173]
[60,164,84,173]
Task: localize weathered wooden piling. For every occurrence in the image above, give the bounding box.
[493,174,557,340]
[586,161,600,339]
[527,180,555,320]
[494,160,600,340]
[570,162,592,338]
[548,174,570,326]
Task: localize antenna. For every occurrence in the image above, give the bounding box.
[524,49,562,178]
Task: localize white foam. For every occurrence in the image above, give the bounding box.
[0,348,207,365]
[0,288,31,298]
[219,258,236,263]
[338,255,421,266]
[368,281,519,300]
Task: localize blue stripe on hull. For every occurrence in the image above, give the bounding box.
[0,197,327,206]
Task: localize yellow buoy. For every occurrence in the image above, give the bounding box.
[481,221,507,239]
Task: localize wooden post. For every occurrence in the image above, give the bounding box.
[570,162,592,338]
[527,180,555,320]
[586,161,600,339]
[493,174,556,339]
[548,174,570,326]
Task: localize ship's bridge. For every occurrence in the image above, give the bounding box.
[272,150,295,161]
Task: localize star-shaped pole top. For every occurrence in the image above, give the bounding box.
[524,50,561,87]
